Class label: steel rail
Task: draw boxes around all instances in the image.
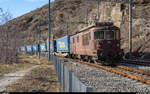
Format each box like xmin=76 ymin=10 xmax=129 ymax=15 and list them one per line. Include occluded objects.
xmin=123 ymin=59 xmax=150 ymax=66
xmin=125 ymin=59 xmax=150 ymax=63
xmin=116 ymin=65 xmax=150 ymax=76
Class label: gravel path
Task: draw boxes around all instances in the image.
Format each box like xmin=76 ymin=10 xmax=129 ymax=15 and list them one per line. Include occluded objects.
xmin=62 ymin=60 xmax=150 ymax=92
xmin=0 ymin=65 xmax=39 ymax=92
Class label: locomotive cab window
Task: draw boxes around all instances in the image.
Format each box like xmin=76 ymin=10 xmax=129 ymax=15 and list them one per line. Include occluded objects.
xmin=89 ymin=32 xmax=91 ymax=40
xmin=105 ymin=31 xmax=115 ymax=40
xmin=94 ymin=31 xmax=104 ymax=40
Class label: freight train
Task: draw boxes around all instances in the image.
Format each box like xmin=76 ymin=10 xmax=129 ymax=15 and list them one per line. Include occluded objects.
xmin=20 ymin=22 xmax=124 ymax=65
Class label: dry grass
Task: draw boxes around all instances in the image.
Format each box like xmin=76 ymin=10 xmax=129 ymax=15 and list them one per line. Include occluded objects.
xmin=19 ymin=54 xmax=52 ymax=65
xmin=0 ymin=54 xmax=46 ymax=76
xmin=1 ymin=54 xmax=61 ymax=92
xmin=0 ymin=63 xmax=33 ymax=76
xmin=5 ymin=59 xmax=61 ymax=92
xmin=0 ymin=54 xmax=38 ymax=76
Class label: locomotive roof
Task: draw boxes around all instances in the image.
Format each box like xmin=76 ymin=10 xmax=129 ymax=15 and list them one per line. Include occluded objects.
xmin=79 ymin=22 xmax=114 ymax=32
xmin=70 ymin=22 xmax=117 ymax=36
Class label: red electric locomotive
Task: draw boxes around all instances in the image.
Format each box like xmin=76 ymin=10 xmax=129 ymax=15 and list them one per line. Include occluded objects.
xmin=70 ymin=22 xmax=124 ymax=65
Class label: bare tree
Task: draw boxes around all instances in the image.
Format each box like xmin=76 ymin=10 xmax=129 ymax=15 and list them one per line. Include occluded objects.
xmin=0 ymin=8 xmax=23 ymax=64
xmin=0 ymin=8 xmax=12 ymax=25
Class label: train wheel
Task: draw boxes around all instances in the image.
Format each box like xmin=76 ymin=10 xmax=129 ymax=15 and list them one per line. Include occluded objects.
xmin=82 ymin=56 xmax=86 ymax=61
xmin=93 ymin=60 xmax=98 ymax=64
xmin=86 ymin=56 xmax=90 ymax=63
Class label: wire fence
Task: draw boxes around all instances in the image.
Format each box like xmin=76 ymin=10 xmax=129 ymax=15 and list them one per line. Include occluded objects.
xmin=49 ymin=55 xmax=93 ymax=92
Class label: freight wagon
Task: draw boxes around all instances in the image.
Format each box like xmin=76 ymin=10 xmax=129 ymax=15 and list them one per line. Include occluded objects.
xmin=26 ymin=45 xmax=33 ymax=53
xmin=32 ymin=45 xmax=38 ymax=52
xmin=46 ymin=40 xmax=56 ymax=52
xmin=19 ymin=46 xmax=27 ymax=53
xmin=20 ymin=46 xmax=25 ymax=52
xmin=56 ymin=36 xmax=70 ymax=56
xmin=40 ymin=43 xmax=47 ymax=52
xmin=24 ymin=46 xmax=27 ymax=52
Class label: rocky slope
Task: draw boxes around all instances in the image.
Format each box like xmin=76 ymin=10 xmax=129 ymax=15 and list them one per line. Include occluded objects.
xmin=6 ymin=0 xmax=150 ymax=60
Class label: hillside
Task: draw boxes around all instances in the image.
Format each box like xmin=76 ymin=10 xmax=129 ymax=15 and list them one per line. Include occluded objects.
xmin=5 ymin=0 xmax=150 ymax=60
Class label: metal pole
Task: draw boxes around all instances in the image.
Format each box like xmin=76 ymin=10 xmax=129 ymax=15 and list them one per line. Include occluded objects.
xmin=38 ymin=29 xmax=41 ymax=59
xmin=97 ymin=0 xmax=100 ymax=20
xmin=36 ymin=28 xmax=38 ymax=56
xmin=48 ymin=0 xmax=51 ymax=61
xmin=67 ymin=23 xmax=68 ymax=35
xmin=129 ymin=0 xmax=132 ymax=58
xmin=86 ymin=8 xmax=88 ymax=26
xmin=67 ymin=16 xmax=69 ymax=35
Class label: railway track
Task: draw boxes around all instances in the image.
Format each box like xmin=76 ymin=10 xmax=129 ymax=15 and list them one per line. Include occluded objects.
xmin=59 ymin=57 xmax=150 ymax=86
xmin=81 ymin=62 xmax=150 ymax=85
xmin=123 ymin=59 xmax=150 ymax=66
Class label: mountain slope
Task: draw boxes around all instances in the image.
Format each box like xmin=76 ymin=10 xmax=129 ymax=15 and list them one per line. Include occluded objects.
xmin=6 ymin=0 xmax=150 ymax=59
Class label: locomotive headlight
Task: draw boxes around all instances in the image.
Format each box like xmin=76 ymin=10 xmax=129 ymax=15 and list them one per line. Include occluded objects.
xmin=100 ymin=53 xmax=103 ymax=56
xmin=98 ymin=45 xmax=101 ymax=48
xmin=97 ymin=44 xmax=101 ymax=48
xmin=107 ymin=41 xmax=111 ymax=44
xmin=93 ymin=50 xmax=97 ymax=54
xmin=117 ymin=44 xmax=120 ymax=47
xmin=119 ymin=52 xmax=122 ymax=55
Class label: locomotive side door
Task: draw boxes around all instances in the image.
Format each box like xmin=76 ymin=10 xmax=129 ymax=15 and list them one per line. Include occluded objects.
xmin=82 ymin=33 xmax=90 ymax=55
xmin=72 ymin=37 xmax=76 ymax=54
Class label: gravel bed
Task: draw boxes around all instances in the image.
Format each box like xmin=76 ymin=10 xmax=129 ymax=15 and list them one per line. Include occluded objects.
xmin=63 ymin=60 xmax=150 ymax=92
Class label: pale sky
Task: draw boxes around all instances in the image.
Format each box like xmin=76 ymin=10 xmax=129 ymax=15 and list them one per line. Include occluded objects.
xmin=0 ymin=0 xmax=54 ymax=18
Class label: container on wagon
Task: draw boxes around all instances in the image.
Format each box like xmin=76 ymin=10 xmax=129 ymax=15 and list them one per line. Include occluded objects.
xmin=32 ymin=45 xmax=38 ymax=52
xmin=20 ymin=47 xmax=25 ymax=52
xmin=40 ymin=43 xmax=47 ymax=52
xmin=47 ymin=40 xmax=56 ymax=52
xmin=26 ymin=45 xmax=33 ymax=52
xmin=56 ymin=36 xmax=70 ymax=53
